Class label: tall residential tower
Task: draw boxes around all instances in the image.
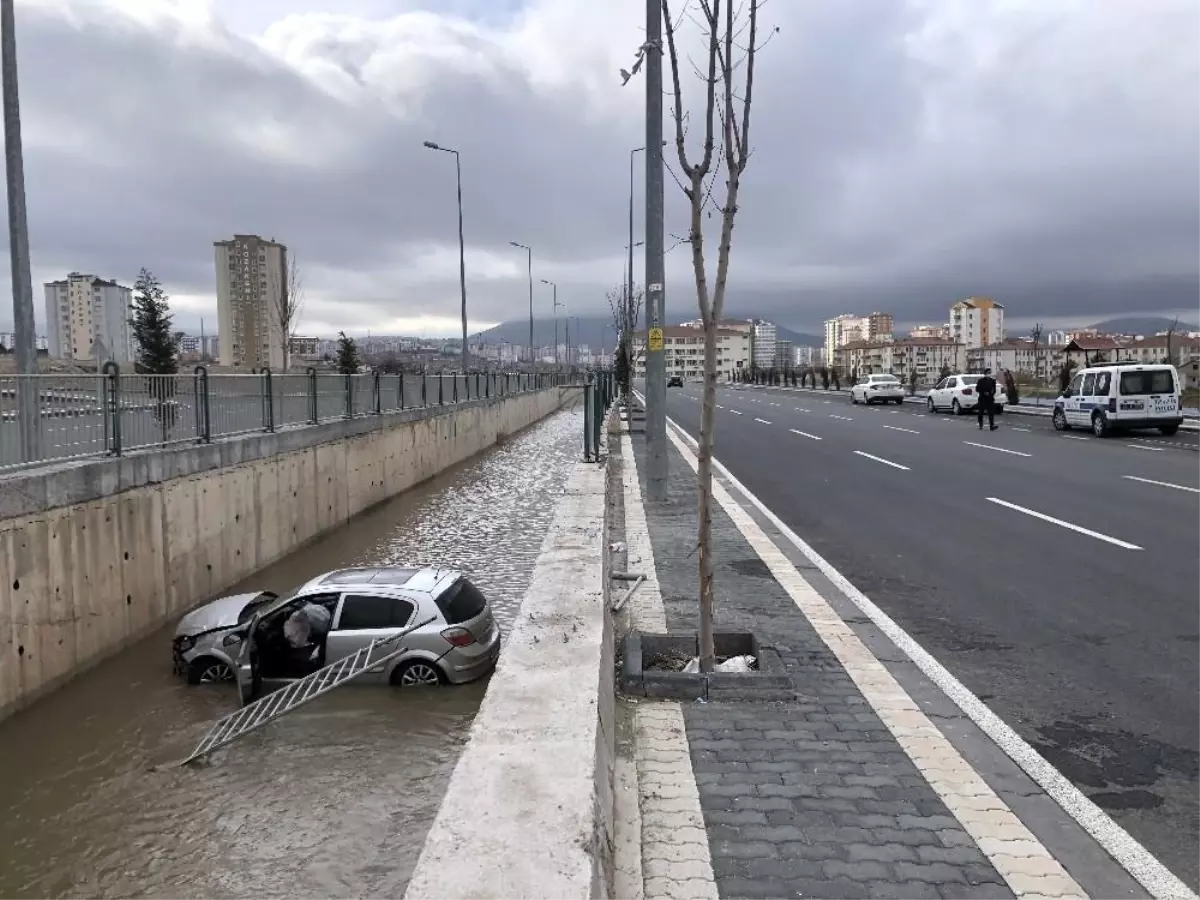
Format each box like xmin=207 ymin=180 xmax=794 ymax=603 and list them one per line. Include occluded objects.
xmin=214 ymin=234 xmax=288 ymax=369
xmin=43 ymin=273 xmax=134 ymax=363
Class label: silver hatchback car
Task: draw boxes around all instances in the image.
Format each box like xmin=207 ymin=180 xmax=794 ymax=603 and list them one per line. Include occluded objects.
xmin=172 ymin=566 xmax=501 ymax=694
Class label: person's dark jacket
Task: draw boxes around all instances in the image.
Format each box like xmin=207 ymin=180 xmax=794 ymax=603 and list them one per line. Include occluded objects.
xmin=977 ymin=375 xmax=997 ymax=400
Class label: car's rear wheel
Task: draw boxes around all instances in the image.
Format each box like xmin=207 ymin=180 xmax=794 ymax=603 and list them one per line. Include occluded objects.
xmin=851 ymin=393 xmax=858 ymax=404
xmin=1091 ymin=412 xmax=1110 ymax=437
xmin=894 ymin=398 xmax=903 ymax=405
xmin=1052 ymin=408 xmax=1069 ymax=431
xmin=392 ymin=660 xmax=446 ymax=687
xmin=952 ymin=399 xmax=963 ymax=415
xmin=1159 ymin=423 xmax=1180 ymax=436
xmin=187 ymin=657 xmax=235 ymax=685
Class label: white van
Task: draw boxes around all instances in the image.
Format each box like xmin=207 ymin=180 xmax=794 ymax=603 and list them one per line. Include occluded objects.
xmin=1053 ymin=363 xmax=1183 ymax=437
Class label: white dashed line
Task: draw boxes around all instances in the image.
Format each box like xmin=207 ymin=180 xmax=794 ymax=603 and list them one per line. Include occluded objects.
xmin=963 ymin=441 xmax=1032 ymax=458
xmin=754 ymin=417 xmax=772 ymax=425
xmin=1060 ymin=435 xmax=1090 ymax=441
xmin=1128 ymin=444 xmax=1165 ymax=452
xmin=789 ymin=429 xmax=821 ymax=441
xmin=829 ymin=414 xmax=853 ymax=421
xmin=795 ymin=408 xmax=810 ymax=413
xmin=729 ymin=409 xmax=743 ymax=416
xmin=1012 ymin=427 xmax=1032 ymax=432
xmin=882 ymin=425 xmax=920 ymax=434
xmin=853 ymin=450 xmax=910 ymax=471
xmin=1122 ymin=475 xmax=1200 ymax=494
xmin=986 ymin=498 xmax=1142 ymax=550
xmin=715 ymin=404 xmax=724 ymax=410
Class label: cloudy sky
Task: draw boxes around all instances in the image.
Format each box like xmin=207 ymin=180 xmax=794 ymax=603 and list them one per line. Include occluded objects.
xmin=2 ymin=0 xmax=1197 ymax=338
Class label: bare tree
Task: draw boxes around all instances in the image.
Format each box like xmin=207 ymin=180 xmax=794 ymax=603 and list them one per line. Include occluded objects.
xmin=607 ymin=281 xmax=645 ymax=401
xmin=1165 ymin=316 xmax=1180 ymax=364
xmin=273 ymin=253 xmax=306 ymax=371
xmin=662 ymin=0 xmax=769 ymax=672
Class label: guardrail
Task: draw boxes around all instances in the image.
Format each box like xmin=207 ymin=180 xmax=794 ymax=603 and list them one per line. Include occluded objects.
xmin=0 ymin=365 xmax=578 ymax=473
xmin=583 ymin=371 xmax=616 ymax=461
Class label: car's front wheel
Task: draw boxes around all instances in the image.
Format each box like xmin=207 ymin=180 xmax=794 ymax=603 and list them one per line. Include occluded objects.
xmin=1052 ymin=408 xmax=1070 ymax=431
xmin=851 ymin=393 xmax=858 ymax=404
xmin=952 ymin=399 xmax=963 ymax=415
xmin=392 ymin=660 xmax=446 ymax=687
xmin=187 ymin=657 xmax=235 ymax=685
xmin=927 ymin=397 xmax=936 ymax=413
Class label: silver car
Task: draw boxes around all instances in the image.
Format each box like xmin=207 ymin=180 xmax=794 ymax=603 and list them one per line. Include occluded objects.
xmin=172 ymin=566 xmax=501 ymax=694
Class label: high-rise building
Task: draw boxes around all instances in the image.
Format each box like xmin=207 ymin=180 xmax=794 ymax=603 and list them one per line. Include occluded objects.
xmin=215 ymin=234 xmax=288 ymax=369
xmin=910 ymin=324 xmax=950 ymax=339
xmin=950 ymin=297 xmax=1004 ymax=349
xmin=43 ymin=273 xmax=134 ymax=362
xmin=751 ymin=319 xmax=777 ymax=369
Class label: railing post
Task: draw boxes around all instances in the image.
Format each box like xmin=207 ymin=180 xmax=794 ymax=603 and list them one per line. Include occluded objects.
xmin=103 ymin=361 xmax=122 ymax=456
xmin=261 ymin=367 xmax=275 ymax=432
xmin=373 ymin=371 xmax=382 ymax=414
xmin=307 ymin=367 xmax=319 ymax=424
xmin=583 ymin=375 xmax=593 ymax=461
xmin=453 ymin=373 xmax=459 ymax=403
xmin=439 ymin=374 xmax=445 ymax=406
xmin=193 ymin=365 xmax=211 ymax=443
xmin=399 ymin=372 xmax=405 ymax=410
xmin=344 ymin=374 xmax=354 ymax=418
xmin=422 ymin=371 xmax=429 ymax=407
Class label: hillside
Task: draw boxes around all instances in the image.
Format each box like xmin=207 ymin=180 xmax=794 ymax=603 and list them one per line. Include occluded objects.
xmin=1087 ymin=315 xmax=1197 ymax=335
xmin=478 ymin=316 xmax=824 ymax=348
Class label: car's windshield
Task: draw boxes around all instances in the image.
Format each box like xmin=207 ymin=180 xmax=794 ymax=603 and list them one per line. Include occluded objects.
xmin=238 ymin=592 xmax=279 ymax=624
xmin=1119 ymin=370 xmax=1176 ymax=396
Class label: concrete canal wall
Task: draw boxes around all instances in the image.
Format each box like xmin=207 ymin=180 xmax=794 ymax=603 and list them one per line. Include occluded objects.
xmin=0 ymin=386 xmax=580 ymax=722
xmin=406 ymin=426 xmax=615 ymax=900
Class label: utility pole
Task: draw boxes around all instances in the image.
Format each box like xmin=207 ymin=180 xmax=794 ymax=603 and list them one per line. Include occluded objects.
xmin=510 ymin=241 xmax=533 ymax=364
xmin=643 ymin=0 xmax=667 ymax=500
xmin=628 ymin=146 xmax=644 ymax=365
xmin=2 ymin=0 xmax=38 ymax=463
xmin=422 ymin=140 xmax=469 ymax=373
xmin=542 ymin=279 xmax=560 ymax=368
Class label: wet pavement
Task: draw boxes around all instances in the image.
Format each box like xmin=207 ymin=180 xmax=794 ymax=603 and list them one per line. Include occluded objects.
xmin=0 ymin=406 xmax=584 ymax=898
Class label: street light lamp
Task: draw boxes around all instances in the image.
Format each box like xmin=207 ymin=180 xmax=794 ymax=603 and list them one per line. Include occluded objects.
xmin=423 ymin=140 xmax=469 ymax=373
xmin=541 ymin=278 xmax=560 ymax=369
xmin=509 ymin=241 xmax=533 ymax=364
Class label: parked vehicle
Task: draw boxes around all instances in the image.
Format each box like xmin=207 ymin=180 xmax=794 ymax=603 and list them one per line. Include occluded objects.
xmin=667 ymin=376 xmax=684 ymax=387
xmin=926 ymin=374 xmax=1007 ymax=415
xmin=1053 ymin=363 xmax=1182 ymax=437
xmin=172 ymin=567 xmax=500 ymax=692
xmin=851 ymin=374 xmax=905 ymax=405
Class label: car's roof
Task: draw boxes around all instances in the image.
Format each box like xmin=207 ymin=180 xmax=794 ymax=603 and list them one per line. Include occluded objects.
xmin=298 ymin=565 xmax=462 ymax=596
xmin=1080 ymin=363 xmax=1176 ymax=372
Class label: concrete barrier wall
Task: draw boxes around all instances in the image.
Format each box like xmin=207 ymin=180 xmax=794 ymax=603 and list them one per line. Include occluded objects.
xmin=0 ymin=386 xmax=579 ymax=722
xmin=405 ymin=453 xmax=614 ymax=900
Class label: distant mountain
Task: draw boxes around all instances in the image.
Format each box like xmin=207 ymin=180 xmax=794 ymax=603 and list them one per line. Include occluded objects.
xmin=775 ymin=325 xmax=823 ymax=347
xmin=478 ymin=316 xmax=824 ymax=349
xmin=1087 ymin=315 xmax=1197 ymax=335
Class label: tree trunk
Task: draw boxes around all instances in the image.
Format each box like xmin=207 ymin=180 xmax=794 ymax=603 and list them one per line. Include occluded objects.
xmin=697 ymin=320 xmax=718 ymax=673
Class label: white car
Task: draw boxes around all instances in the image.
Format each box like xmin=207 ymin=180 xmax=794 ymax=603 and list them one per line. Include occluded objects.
xmin=1053 ymin=363 xmax=1183 ymax=437
xmin=851 ymin=374 xmax=905 ymax=405
xmin=926 ymin=374 xmax=1007 ymax=415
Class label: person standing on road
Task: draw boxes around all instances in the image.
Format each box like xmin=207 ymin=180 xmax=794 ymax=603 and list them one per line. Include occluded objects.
xmin=977 ymin=368 xmax=998 ymax=431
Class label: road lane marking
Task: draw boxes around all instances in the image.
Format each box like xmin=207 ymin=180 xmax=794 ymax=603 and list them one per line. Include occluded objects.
xmin=853 ymin=450 xmax=909 ymax=471
xmin=655 ymin=408 xmax=1193 ymax=900
xmin=823 ymin=400 xmax=831 ymax=404
xmin=769 ymin=402 xmax=779 ymax=407
xmin=986 ymin=498 xmax=1142 ymax=550
xmin=1060 ymin=435 xmax=1089 ymax=441
xmin=829 ymin=414 xmax=853 ymax=421
xmin=1122 ymin=475 xmax=1200 ymax=494
xmin=729 ymin=409 xmax=742 ymax=415
xmin=789 ymin=428 xmax=821 ymax=441
xmin=915 ymin=413 xmax=926 ymax=417
xmin=1128 ymin=444 xmax=1165 ymax=452
xmin=1012 ymin=427 xmax=1032 ymax=432
xmin=963 ymin=441 xmax=1032 ymax=458
xmin=795 ymin=407 xmax=810 ymax=412
xmin=882 ymin=425 xmax=920 ymax=434
xmin=754 ymin=417 xmax=772 ymax=425
xmin=715 ymin=404 xmax=724 ymax=409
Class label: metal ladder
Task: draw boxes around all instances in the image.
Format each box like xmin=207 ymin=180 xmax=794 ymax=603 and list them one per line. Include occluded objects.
xmin=177 ymin=616 xmax=435 ymax=766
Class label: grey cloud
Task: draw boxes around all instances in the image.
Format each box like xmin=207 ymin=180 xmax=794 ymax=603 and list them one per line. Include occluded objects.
xmin=2 ymin=0 xmax=1196 ymax=340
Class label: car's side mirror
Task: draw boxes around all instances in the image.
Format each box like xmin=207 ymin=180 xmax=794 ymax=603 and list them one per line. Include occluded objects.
xmin=1062 ymin=390 xmax=1073 ymax=398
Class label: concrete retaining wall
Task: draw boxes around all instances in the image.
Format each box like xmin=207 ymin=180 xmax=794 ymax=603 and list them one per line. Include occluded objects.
xmin=0 ymin=386 xmax=579 ymax=721
xmin=405 ymin=453 xmax=614 ymax=900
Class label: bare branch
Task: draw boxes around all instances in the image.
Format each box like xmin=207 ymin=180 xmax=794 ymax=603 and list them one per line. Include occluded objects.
xmin=273 ymin=252 xmax=306 ymax=370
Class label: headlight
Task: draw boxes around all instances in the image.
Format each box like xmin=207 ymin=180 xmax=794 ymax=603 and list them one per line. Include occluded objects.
xmin=176 ymin=635 xmax=196 ymax=652
xmin=222 ymin=632 xmax=243 ymax=647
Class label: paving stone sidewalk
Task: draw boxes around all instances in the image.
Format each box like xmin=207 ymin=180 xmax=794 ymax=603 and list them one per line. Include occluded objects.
xmin=628 ymin=433 xmax=1016 ymax=900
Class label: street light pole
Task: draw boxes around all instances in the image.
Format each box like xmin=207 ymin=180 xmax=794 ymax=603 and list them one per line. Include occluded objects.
xmin=644 ymin=0 xmax=667 ymax=500
xmin=541 ymin=279 xmax=560 ymax=368
xmin=423 ymin=140 xmax=469 ymax=373
xmin=2 ymin=0 xmax=39 ymax=463
xmin=509 ymin=241 xmax=533 ymax=365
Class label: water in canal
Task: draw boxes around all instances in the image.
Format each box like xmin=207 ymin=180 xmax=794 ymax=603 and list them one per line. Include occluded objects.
xmin=0 ymin=406 xmax=585 ymax=898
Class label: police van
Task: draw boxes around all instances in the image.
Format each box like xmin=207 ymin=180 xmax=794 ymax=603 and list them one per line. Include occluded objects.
xmin=1053 ymin=363 xmax=1183 ymax=437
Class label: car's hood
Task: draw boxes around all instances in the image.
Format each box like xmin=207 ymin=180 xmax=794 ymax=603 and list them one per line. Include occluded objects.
xmin=175 ymin=592 xmax=265 ymax=636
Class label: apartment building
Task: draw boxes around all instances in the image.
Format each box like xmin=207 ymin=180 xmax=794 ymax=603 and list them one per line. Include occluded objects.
xmin=751 ymin=319 xmax=777 ymax=369
xmin=823 ymin=312 xmax=893 ymax=361
xmin=950 ymin=297 xmax=1005 ymax=349
xmin=43 ymin=273 xmax=134 ymax=363
xmin=910 ymin=324 xmax=950 ymax=339
xmin=633 ymin=326 xmax=751 ymax=381
xmin=215 ymin=234 xmax=288 ymax=369
xmin=793 ymin=345 xmax=822 ymax=367
xmin=773 ymin=339 xmax=793 ymax=370
xmin=968 ymin=340 xmax=1042 ymax=377
xmin=835 ymin=337 xmax=964 ymax=382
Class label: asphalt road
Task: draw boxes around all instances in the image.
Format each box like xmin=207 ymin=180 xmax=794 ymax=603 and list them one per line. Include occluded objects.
xmin=658 ymin=380 xmax=1200 ymax=890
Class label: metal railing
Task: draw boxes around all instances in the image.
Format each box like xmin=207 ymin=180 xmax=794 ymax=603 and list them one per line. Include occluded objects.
xmin=583 ymin=371 xmax=615 ymax=461
xmin=0 ymin=365 xmax=577 ymax=473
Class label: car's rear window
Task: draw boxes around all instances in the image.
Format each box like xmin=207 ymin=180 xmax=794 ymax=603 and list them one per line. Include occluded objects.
xmin=959 ymin=376 xmax=980 ymax=385
xmin=1119 ymin=370 xmax=1176 ymax=396
xmin=872 ymin=376 xmax=899 ymax=383
xmin=435 ymin=579 xmax=488 ymax=624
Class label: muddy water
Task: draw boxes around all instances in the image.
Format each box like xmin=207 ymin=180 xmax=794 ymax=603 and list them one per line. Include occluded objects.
xmin=0 ymin=406 xmax=584 ymax=898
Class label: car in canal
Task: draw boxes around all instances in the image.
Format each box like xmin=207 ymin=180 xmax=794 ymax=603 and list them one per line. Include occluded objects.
xmin=172 ymin=566 xmax=501 ymax=690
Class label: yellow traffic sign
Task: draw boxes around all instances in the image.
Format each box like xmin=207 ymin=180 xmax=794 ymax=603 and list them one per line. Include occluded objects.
xmin=648 ymin=327 xmax=664 ymax=352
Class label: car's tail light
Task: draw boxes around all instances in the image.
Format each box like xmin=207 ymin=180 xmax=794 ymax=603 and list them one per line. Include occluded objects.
xmin=441 ymin=627 xmax=477 ymax=647
xmin=1108 ymin=398 xmax=1117 ymax=413
xmin=962 ymin=388 xmax=973 ymax=395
